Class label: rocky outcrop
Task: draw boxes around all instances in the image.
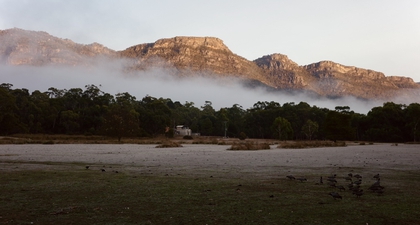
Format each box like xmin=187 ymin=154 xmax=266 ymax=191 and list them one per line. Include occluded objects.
xmin=303 ymin=61 xmax=386 ymax=80
xmin=254 ymin=54 xmax=314 ymax=89
xmin=120 ymin=36 xmax=267 ymax=83
xmin=386 ymin=76 xmax=419 ymax=88
xmin=0 ymin=28 xmax=116 ymax=66
xmin=1 ymin=28 xmax=419 ymax=100
xmin=302 ymin=61 xmax=420 ymax=98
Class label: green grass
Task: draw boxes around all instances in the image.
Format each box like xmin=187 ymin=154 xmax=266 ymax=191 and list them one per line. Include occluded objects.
xmin=1 ymin=167 xmax=420 ymax=225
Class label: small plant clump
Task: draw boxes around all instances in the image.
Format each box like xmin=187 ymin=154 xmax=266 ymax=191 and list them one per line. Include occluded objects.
xmin=155 ymin=141 xmax=183 ymax=148
xmin=228 ymin=141 xmax=271 ymax=150
xmin=278 ymin=140 xmax=346 ymax=149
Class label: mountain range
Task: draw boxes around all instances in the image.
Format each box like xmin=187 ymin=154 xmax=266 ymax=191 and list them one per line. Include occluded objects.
xmin=1 ymin=28 xmax=419 ymax=100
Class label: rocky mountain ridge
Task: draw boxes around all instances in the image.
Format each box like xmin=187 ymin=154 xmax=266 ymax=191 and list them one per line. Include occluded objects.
xmin=1 ymin=28 xmax=419 ymax=100
xmin=0 ymin=28 xmax=116 ymax=66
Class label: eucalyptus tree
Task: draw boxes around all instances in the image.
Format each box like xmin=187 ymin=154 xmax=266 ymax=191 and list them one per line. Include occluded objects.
xmin=9 ymin=88 xmax=31 ymax=133
xmin=101 ymin=92 xmax=140 ymax=141
xmin=364 ymin=102 xmax=405 ymax=142
xmin=214 ymin=107 xmax=229 ymax=137
xmin=224 ymin=104 xmax=246 ymax=137
xmin=29 ymin=90 xmax=57 ymax=133
xmin=325 ymin=107 xmax=354 ymax=141
xmin=79 ymin=85 xmax=112 ymax=134
xmin=301 ymin=119 xmax=319 ymax=140
xmin=0 ymin=87 xmax=21 ymax=134
xmin=198 ymin=101 xmax=216 ymax=135
xmin=244 ymin=101 xmax=282 ymax=138
xmin=291 ymin=102 xmax=313 ymax=139
xmin=138 ymin=95 xmax=172 ymax=137
xmin=404 ymin=103 xmax=420 ymax=142
xmin=350 ymin=112 xmax=367 ymax=141
xmin=272 ymin=116 xmax=293 ymax=140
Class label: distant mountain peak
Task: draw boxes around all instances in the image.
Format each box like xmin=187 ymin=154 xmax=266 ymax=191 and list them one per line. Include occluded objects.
xmin=0 ymin=28 xmax=115 ymax=66
xmin=120 ymin=35 xmax=260 ymax=79
xmin=254 ymin=54 xmax=300 ymax=70
xmin=121 ymin=36 xmax=233 ymax=58
xmin=1 ymin=28 xmax=419 ymax=100
xmin=156 ymin=36 xmax=231 ymax=52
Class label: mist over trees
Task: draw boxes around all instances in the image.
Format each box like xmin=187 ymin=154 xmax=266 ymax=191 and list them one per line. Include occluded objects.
xmin=1 ymin=83 xmax=419 ymax=143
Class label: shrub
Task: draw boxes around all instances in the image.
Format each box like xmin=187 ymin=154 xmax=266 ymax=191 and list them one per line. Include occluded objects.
xmin=238 ymin=132 xmax=247 ymax=140
xmin=228 ymin=141 xmax=270 ymax=150
xmin=155 ymin=141 xmax=183 ymax=148
xmin=183 ymin=135 xmax=193 ymax=140
xmin=278 ymin=140 xmax=346 ymax=149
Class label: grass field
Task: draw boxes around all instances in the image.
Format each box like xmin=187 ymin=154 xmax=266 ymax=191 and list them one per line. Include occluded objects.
xmin=1 ymin=138 xmax=420 ymax=224
xmin=1 ymin=163 xmax=420 ymax=225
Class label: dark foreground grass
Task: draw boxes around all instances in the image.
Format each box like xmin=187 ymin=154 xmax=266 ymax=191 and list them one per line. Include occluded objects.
xmin=1 ymin=168 xmax=420 ymax=225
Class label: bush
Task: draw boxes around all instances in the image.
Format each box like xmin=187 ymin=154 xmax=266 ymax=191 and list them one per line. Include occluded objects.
xmin=238 ymin=132 xmax=247 ymax=140
xmin=278 ymin=140 xmax=346 ymax=149
xmin=183 ymin=135 xmax=193 ymax=140
xmin=228 ymin=141 xmax=270 ymax=150
xmin=155 ymin=141 xmax=183 ymax=148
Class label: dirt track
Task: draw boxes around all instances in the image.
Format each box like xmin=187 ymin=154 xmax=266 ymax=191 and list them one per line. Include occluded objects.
xmin=1 ymin=144 xmax=419 ymax=179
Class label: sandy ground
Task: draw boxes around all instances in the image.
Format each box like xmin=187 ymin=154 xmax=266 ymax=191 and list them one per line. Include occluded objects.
xmin=1 ymin=144 xmax=419 ymax=179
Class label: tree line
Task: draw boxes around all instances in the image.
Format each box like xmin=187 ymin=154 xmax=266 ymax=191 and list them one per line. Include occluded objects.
xmin=1 ymin=83 xmax=419 ymax=142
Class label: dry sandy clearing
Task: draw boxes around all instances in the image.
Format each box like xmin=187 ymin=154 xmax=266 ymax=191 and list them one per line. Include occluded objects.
xmin=1 ymin=144 xmax=419 ymax=179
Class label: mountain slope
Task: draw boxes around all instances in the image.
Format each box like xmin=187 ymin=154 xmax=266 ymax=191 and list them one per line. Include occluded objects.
xmin=1 ymin=28 xmax=419 ymax=100
xmin=303 ymin=61 xmax=418 ymax=98
xmin=0 ymin=28 xmax=116 ymax=66
xmin=120 ymin=36 xmax=268 ymax=83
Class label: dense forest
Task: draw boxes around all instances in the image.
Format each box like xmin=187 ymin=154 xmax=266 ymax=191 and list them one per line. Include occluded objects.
xmin=1 ymin=83 xmax=419 ymax=143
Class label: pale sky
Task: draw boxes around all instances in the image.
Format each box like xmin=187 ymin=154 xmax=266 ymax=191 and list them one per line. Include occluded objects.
xmin=1 ymin=0 xmax=419 ymax=81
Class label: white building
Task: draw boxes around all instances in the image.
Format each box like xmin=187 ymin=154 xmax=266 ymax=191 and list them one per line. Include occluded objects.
xmin=175 ymin=125 xmax=192 ymax=136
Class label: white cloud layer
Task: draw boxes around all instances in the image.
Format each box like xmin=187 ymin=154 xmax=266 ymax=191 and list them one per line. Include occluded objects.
xmin=0 ymin=59 xmax=395 ymax=114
